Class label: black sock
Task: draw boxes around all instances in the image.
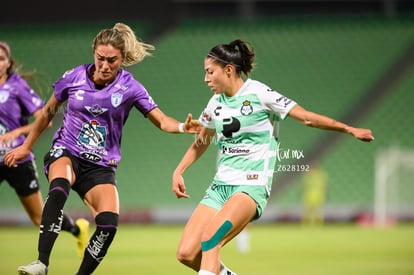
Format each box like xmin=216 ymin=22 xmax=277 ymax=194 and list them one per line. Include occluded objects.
xmin=38 ymin=178 xmax=71 ymax=266
xmin=61 ymin=213 xmax=80 ymax=236
xmin=77 ymin=212 xmax=119 ymax=275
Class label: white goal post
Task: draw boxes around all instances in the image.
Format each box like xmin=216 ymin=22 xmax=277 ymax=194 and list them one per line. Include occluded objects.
xmin=374 ymin=146 xmax=414 ymax=227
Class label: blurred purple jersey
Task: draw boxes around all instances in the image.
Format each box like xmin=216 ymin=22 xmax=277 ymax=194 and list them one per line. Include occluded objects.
xmin=0 ymin=73 xmax=44 ymax=164
xmin=51 ymin=64 xmax=157 ymax=169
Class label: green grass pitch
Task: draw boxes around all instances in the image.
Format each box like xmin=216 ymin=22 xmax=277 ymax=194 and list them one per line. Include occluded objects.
xmin=0 ymin=224 xmax=413 ymax=274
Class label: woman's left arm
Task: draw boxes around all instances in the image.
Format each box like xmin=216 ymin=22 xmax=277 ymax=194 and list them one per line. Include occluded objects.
xmin=288 ymin=105 xmax=374 ymax=142
xmin=146 ymin=107 xmax=201 ymax=134
xmin=0 ymin=109 xmax=52 ymax=146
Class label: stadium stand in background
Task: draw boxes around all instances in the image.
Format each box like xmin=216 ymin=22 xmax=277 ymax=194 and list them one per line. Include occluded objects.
xmin=1 ymin=2 xmax=413 ymax=224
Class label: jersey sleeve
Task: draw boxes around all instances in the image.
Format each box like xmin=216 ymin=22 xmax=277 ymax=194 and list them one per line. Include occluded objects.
xmin=18 ymin=82 xmax=44 ymax=116
xmin=53 ymin=68 xmax=77 ymax=102
xmin=198 ymin=95 xmax=217 ymax=129
xmin=132 ymin=84 xmax=158 ymax=117
xmin=258 ymin=88 xmax=297 ymax=120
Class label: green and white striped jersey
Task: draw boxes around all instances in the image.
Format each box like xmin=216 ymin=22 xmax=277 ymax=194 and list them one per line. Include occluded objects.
xmin=199 ymin=79 xmax=296 ymax=189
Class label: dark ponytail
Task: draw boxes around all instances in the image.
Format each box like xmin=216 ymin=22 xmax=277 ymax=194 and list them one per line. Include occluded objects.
xmin=207 ymin=39 xmax=255 ymax=77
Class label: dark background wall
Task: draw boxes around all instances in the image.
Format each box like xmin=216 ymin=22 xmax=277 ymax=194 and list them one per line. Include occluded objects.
xmin=4 ymin=0 xmax=413 ymax=43
xmin=3 ymin=0 xmax=414 ymax=24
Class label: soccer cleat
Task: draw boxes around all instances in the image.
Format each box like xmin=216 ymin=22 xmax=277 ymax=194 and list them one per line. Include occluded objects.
xmin=75 ymin=218 xmax=90 ymax=258
xmin=219 ymin=262 xmax=237 ymax=275
xmin=17 ymin=260 xmax=48 ymax=275
xmin=223 ymin=270 xmax=237 ymax=275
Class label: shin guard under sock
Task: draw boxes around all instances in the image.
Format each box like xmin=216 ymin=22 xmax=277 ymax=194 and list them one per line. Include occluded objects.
xmin=38 ymin=178 xmax=71 ymax=266
xmin=77 ymin=211 xmax=119 ymax=275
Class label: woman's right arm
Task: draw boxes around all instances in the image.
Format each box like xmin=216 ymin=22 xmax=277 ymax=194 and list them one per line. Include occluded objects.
xmin=172 ymin=127 xmax=215 ymax=198
xmin=4 ymin=94 xmax=62 ymax=167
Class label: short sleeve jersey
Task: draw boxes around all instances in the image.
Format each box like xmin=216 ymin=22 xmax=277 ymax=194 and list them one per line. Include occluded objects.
xmin=0 ymin=73 xmax=44 ymax=164
xmin=199 ymin=79 xmax=296 ymax=188
xmin=51 ymin=64 xmax=157 ymax=169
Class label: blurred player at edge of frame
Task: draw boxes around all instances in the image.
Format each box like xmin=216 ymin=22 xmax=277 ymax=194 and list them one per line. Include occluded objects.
xmin=0 ymin=40 xmax=89 ymax=260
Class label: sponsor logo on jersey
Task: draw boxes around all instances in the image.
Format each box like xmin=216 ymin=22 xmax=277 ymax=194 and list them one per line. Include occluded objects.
xmin=78 ymin=120 xmax=107 ymax=148
xmin=49 ymin=146 xmax=66 ymax=158
xmin=247 ymin=174 xmax=259 ymax=180
xmin=32 ymin=96 xmax=42 ymax=107
xmin=80 ymin=151 xmax=102 ymax=162
xmin=108 ymin=160 xmax=118 ymax=166
xmin=29 ymin=180 xmax=38 ymax=189
xmin=85 ymin=104 xmax=108 ymax=117
xmin=214 ymin=106 xmax=222 ymax=116
xmin=222 ymin=117 xmax=240 ymax=138
xmin=114 ymin=83 xmax=128 ymax=91
xmin=73 ymin=79 xmax=86 ymax=86
xmin=75 ymin=90 xmax=85 ymax=100
xmin=221 ymin=145 xmax=250 ymax=155
xmin=148 ymin=95 xmax=155 ymax=105
xmin=62 ymin=68 xmax=75 ymax=78
xmin=275 ymin=96 xmax=292 ymax=107
xmin=200 ymin=111 xmax=211 ymax=124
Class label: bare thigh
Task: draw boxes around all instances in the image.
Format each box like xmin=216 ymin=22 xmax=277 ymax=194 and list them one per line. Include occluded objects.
xmin=47 ymin=157 xmax=76 ymax=184
xmin=178 ymin=204 xmax=218 ymax=255
xmin=83 ymin=184 xmax=119 ymax=218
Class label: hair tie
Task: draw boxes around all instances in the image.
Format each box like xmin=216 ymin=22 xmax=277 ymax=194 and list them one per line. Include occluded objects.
xmin=207 ymin=52 xmax=240 ymax=68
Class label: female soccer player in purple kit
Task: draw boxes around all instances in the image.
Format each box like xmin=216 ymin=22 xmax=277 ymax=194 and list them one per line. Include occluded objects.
xmin=4 ymin=23 xmax=200 ymax=275
xmin=0 ymin=40 xmax=89 ymax=260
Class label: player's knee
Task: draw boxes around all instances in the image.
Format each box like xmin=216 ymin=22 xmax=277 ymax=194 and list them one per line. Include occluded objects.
xmin=95 ymin=211 xmax=119 ymax=229
xmin=176 ymin=244 xmax=198 ymax=266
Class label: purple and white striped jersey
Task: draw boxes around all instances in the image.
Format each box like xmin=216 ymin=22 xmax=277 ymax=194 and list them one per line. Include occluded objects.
xmin=51 ymin=64 xmax=157 ymax=169
xmin=0 ymin=73 xmax=44 ymax=165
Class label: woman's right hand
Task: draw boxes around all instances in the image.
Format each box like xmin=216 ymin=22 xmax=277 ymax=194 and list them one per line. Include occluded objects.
xmin=3 ymin=144 xmax=31 ymax=167
xmin=172 ymin=171 xmax=190 ymax=199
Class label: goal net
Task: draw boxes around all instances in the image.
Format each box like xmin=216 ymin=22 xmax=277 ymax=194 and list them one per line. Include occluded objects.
xmin=374 ymin=146 xmax=414 ymax=227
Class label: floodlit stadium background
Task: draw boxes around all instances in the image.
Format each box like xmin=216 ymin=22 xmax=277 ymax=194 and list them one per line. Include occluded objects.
xmin=1 ymin=0 xmax=413 ymax=225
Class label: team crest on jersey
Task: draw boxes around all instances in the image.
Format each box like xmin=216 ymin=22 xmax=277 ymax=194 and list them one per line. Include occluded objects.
xmin=111 ymin=92 xmax=123 ymax=107
xmin=240 ymin=100 xmax=253 ymax=116
xmin=78 ymin=120 xmax=107 ymax=147
xmin=0 ymin=91 xmax=9 ymax=103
